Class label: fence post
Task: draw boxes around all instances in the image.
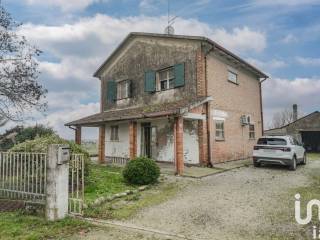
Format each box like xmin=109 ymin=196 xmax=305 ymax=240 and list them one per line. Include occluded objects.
xmin=46 ymin=144 xmax=70 ymax=221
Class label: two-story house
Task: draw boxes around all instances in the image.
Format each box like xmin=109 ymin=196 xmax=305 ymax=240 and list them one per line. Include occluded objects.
xmin=65 ymin=32 xmax=268 ymax=175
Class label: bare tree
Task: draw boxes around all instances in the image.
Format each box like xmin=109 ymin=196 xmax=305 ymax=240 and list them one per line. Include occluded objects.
xmin=0 ymin=3 xmax=47 ymax=123
xmin=270 ymin=108 xmax=295 ymax=129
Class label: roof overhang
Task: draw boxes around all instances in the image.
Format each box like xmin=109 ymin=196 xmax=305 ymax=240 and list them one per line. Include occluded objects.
xmin=93 ymin=32 xmax=268 ymax=79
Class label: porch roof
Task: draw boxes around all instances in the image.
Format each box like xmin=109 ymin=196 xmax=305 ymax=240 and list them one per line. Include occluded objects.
xmin=65 ymin=96 xmax=211 ymax=127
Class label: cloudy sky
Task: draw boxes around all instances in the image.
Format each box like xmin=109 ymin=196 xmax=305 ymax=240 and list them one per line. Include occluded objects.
xmin=2 ymin=0 xmax=320 ymax=139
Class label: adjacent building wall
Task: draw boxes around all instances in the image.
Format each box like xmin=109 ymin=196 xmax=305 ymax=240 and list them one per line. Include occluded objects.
xmin=206 ymin=52 xmax=263 ymax=163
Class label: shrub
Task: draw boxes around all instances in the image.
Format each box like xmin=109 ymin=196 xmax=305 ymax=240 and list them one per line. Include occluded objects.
xmin=10 ymin=134 xmax=90 ymax=177
xmin=0 ymin=125 xmax=54 ymax=151
xmin=123 ymin=157 xmax=160 ymax=185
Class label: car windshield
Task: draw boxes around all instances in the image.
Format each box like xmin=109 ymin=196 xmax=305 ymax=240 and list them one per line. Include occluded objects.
xmin=257 ymin=138 xmax=287 ymax=145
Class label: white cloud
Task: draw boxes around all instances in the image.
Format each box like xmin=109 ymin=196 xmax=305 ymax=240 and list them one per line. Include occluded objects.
xmin=211 ymin=27 xmax=266 ymax=53
xmin=262 ymin=77 xmax=320 ymax=128
xmin=281 ymin=34 xmax=298 ymax=44
xmin=24 ymin=0 xmax=105 ymax=12
xmin=252 ymin=0 xmax=320 ymax=7
xmin=295 ymin=57 xmax=320 ymax=66
xmin=247 ymin=58 xmax=287 ymax=72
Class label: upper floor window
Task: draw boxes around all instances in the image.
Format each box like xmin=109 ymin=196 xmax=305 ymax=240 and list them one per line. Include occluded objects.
xmin=228 ymin=70 xmax=238 ymax=84
xmin=145 ymin=63 xmax=185 ymax=93
xmin=117 ymin=80 xmax=130 ymax=100
xmin=215 ymin=120 xmax=225 ymax=141
xmin=110 ymin=125 xmax=119 ymax=141
xmin=159 ymin=67 xmax=174 ymax=91
xmin=249 ymin=124 xmax=255 ymax=139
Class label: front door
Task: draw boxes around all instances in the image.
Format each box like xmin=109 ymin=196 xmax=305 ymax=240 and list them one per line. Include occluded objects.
xmin=141 ymin=123 xmax=157 ymax=158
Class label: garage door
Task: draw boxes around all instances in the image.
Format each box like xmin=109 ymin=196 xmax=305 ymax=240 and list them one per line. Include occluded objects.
xmin=301 ymin=131 xmax=320 ymax=152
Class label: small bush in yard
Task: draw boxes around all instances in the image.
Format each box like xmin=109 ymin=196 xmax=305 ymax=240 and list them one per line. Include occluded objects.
xmin=123 ymin=157 xmax=160 ymax=185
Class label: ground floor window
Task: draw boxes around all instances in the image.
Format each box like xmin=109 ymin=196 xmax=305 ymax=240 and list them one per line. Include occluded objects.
xmin=110 ymin=125 xmax=119 ymax=141
xmin=249 ymin=124 xmax=255 ymax=139
xmin=215 ymin=120 xmax=225 ymax=141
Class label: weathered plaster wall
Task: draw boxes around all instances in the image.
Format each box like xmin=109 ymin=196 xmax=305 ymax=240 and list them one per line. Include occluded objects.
xmin=105 ymin=122 xmax=130 ymax=158
xmin=183 ymin=120 xmax=199 ymax=164
xmin=206 ymin=52 xmax=263 ymax=163
xmin=100 ymin=36 xmax=201 ymax=111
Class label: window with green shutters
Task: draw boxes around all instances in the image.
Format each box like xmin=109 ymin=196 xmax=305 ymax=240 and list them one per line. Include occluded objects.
xmin=144 ymin=62 xmax=185 ymax=93
xmin=145 ymin=70 xmax=156 ymax=92
xmin=173 ymin=63 xmax=185 ymax=88
xmin=106 ymin=80 xmax=117 ymax=103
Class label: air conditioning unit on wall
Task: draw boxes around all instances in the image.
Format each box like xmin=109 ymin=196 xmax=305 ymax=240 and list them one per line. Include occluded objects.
xmin=240 ymin=115 xmax=251 ymax=126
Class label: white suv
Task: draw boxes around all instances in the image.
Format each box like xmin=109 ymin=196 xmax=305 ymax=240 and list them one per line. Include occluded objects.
xmin=253 ymin=135 xmax=306 ymax=171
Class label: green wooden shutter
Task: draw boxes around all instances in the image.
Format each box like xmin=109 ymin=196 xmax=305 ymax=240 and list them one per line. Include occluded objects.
xmin=107 ymin=80 xmax=117 ymax=102
xmin=144 ymin=70 xmax=156 ymax=92
xmin=174 ymin=63 xmax=185 ymax=88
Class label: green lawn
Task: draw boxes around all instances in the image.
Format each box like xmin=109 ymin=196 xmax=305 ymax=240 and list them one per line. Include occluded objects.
xmin=84 ymin=164 xmax=137 ymax=204
xmin=307 ymin=152 xmax=320 ymax=161
xmin=0 ymin=211 xmax=93 ymax=240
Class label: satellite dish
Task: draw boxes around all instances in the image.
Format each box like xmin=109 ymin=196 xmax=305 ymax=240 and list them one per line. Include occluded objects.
xmin=164 ymin=25 xmax=175 ymax=35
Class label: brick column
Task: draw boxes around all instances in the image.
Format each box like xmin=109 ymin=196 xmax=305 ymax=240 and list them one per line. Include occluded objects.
xmin=175 ymin=116 xmax=184 ymax=175
xmin=129 ymin=121 xmax=137 ymax=159
xmin=198 ymin=119 xmax=209 ymax=166
xmin=196 ymin=49 xmax=206 ymax=97
xmin=75 ymin=126 xmax=81 ymax=145
xmin=98 ymin=125 xmax=105 ymax=164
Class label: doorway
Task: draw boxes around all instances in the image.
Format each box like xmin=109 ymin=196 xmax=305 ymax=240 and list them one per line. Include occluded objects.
xmin=141 ymin=123 xmax=157 ymax=158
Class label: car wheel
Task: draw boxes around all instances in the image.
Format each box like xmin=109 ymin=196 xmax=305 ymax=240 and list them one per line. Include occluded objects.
xmin=253 ymin=161 xmax=261 ymax=167
xmin=289 ymin=156 xmax=297 ymax=171
xmin=301 ymin=153 xmax=307 ymax=165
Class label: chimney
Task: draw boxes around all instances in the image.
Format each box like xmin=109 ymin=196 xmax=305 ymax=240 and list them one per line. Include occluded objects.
xmin=293 ymin=104 xmax=298 ymax=121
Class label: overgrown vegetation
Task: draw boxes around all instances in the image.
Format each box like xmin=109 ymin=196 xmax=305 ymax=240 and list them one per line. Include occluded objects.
xmin=0 ymin=125 xmax=54 ymax=151
xmin=84 ymin=164 xmax=137 ymax=203
xmin=123 ymin=157 xmax=160 ymax=185
xmin=85 ymin=182 xmax=179 ymax=220
xmin=0 ymin=211 xmax=93 ymax=240
xmin=10 ymin=134 xmax=90 ymax=177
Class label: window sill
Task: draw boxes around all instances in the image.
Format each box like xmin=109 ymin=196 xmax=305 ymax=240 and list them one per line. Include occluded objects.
xmin=215 ymin=138 xmax=225 ymax=142
xmin=227 ymin=80 xmax=239 ymax=85
xmin=109 ymin=140 xmax=120 ymax=142
xmin=249 ymin=138 xmax=256 ymax=140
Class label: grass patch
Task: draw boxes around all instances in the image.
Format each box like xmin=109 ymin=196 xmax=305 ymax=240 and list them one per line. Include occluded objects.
xmin=307 ymin=153 xmax=320 ymax=161
xmin=85 ymin=164 xmax=137 ymax=204
xmin=84 ymin=182 xmax=179 ymax=220
xmin=0 ymin=211 xmax=93 ymax=240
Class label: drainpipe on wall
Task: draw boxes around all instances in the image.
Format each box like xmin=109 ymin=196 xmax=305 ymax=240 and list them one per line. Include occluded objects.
xmin=203 ymin=43 xmax=214 ymax=167
xmin=259 ymin=77 xmax=268 ymax=135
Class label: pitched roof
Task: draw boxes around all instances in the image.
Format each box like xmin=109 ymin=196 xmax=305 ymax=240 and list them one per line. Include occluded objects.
xmin=265 ymin=111 xmax=320 ymax=132
xmin=65 ymin=96 xmax=211 ymax=127
xmin=93 ymin=32 xmax=268 ymax=79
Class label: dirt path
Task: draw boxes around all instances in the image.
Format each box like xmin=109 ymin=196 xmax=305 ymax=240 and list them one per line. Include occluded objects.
xmin=73 ymin=159 xmax=320 ymax=240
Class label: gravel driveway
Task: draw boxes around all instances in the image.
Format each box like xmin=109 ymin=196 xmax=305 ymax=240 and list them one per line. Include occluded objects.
xmin=74 ymin=158 xmax=320 ymax=240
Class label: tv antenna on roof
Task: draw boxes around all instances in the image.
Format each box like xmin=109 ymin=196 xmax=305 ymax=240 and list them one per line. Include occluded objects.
xmin=164 ymin=0 xmax=177 ymax=35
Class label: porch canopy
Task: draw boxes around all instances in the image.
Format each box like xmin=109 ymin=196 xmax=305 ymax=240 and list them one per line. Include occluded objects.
xmin=65 ymin=96 xmax=212 ymax=175
xmin=65 ymin=96 xmax=210 ymax=127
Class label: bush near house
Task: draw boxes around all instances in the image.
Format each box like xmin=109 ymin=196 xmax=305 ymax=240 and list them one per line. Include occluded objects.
xmin=123 ymin=157 xmax=160 ymax=185
xmin=10 ymin=134 xmax=90 ymax=177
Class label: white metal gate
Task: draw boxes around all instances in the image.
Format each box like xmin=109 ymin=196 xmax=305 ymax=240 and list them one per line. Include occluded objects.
xmin=0 ymin=152 xmax=47 ymax=205
xmin=68 ymin=154 xmax=85 ymax=216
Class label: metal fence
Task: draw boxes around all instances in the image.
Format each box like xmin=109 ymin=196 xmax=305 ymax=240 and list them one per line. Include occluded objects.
xmin=106 ymin=156 xmax=129 ymax=165
xmin=0 ymin=152 xmax=47 ymax=204
xmin=68 ymin=154 xmax=84 ymax=216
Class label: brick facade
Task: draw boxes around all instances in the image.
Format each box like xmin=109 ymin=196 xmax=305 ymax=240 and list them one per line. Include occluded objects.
xmin=175 ymin=116 xmax=184 ymax=175
xmin=129 ymin=121 xmax=137 ymax=159
xmin=196 ymin=48 xmax=206 ymax=97
xmin=98 ymin=125 xmax=105 ymax=163
xmin=206 ymin=53 xmax=263 ymax=163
